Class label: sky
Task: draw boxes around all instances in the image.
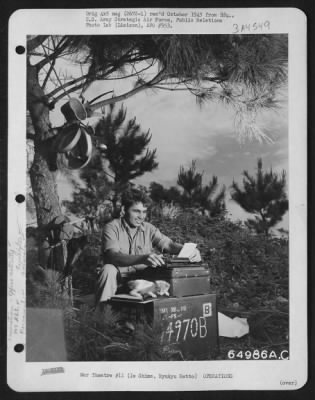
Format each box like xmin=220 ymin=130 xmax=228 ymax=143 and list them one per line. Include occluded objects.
xmin=48 ymin=42 xmax=289 ymax=232
xmin=120 ymin=87 xmax=288 ymax=229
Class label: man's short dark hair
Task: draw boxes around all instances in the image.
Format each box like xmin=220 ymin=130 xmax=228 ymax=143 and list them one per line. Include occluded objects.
xmin=121 ymin=188 xmax=151 ymax=210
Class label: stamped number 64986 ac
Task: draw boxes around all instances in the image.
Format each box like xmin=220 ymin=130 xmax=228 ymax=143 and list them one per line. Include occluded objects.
xmin=228 ymin=349 xmax=289 ymax=360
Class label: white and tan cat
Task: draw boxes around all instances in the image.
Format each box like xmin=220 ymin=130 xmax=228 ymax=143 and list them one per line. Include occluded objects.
xmin=128 ymin=279 xmax=170 ymax=299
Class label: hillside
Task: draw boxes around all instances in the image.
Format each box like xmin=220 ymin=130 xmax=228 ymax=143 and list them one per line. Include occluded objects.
xmin=58 ymin=210 xmax=289 ymax=359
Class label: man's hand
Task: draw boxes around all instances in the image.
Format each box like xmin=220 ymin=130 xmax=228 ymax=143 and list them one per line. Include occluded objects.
xmin=189 ymin=248 xmax=202 ymax=263
xmin=143 ymin=253 xmax=165 ymax=268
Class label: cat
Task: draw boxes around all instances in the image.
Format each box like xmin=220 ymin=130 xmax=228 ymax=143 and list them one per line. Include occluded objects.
xmin=128 ymin=279 xmax=170 ymax=299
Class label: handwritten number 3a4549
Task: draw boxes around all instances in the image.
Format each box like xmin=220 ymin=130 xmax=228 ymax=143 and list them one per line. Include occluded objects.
xmin=233 ymin=21 xmax=270 ymax=34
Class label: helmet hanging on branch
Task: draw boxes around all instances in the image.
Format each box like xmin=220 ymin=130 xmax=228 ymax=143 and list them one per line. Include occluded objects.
xmin=61 ymin=98 xmax=87 ymax=122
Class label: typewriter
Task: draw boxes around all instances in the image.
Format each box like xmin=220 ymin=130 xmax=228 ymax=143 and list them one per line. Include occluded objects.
xmin=143 ymin=255 xmax=211 ymax=297
xmin=162 ymin=255 xmax=207 ymax=268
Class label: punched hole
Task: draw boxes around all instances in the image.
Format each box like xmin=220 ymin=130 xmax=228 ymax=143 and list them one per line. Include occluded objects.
xmin=14 ymin=344 xmax=24 ymax=353
xmin=15 ymin=194 xmax=25 ymax=203
xmin=15 ymin=46 xmax=25 ymax=55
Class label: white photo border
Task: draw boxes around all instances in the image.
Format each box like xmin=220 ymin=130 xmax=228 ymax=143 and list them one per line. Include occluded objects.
xmin=7 ymin=7 xmax=307 ymax=391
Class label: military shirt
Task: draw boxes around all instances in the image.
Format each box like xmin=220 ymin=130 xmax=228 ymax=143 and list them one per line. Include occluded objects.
xmin=102 ymin=218 xmax=172 ymax=263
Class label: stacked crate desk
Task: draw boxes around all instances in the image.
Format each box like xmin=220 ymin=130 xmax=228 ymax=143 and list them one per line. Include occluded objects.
xmin=110 ymin=259 xmax=218 ymax=358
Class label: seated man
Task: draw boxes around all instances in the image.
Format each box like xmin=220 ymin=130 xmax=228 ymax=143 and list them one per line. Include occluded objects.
xmin=95 ymin=188 xmax=201 ymax=308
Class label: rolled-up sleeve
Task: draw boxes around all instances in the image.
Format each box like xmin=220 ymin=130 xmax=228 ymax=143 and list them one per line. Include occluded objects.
xmin=102 ymin=224 xmax=120 ymax=254
xmin=150 ymin=224 xmax=172 ymax=252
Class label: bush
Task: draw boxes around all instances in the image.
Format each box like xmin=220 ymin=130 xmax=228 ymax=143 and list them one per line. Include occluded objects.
xmin=162 ymin=213 xmax=287 ymax=307
xmin=69 ymin=210 xmax=288 ymax=315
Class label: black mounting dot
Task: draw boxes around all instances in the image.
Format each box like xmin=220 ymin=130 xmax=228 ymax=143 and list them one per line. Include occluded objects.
xmin=15 ymin=194 xmax=25 ymax=203
xmin=14 ymin=344 xmax=24 ymax=353
xmin=15 ymin=46 xmax=25 ymax=55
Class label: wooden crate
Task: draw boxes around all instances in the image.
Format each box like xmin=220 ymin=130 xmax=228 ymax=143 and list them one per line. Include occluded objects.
xmin=110 ymin=293 xmax=218 ymax=359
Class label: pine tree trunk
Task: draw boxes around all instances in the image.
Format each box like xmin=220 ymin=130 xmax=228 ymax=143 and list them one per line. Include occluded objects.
xmin=27 ymin=63 xmax=62 ymax=265
xmin=30 ymin=152 xmax=61 ymax=226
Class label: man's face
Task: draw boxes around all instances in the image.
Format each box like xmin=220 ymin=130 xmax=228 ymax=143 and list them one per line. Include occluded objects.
xmin=124 ymin=202 xmax=147 ymax=228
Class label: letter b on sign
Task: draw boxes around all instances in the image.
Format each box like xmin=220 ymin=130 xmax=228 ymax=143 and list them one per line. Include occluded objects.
xmin=203 ymin=303 xmax=212 ymax=317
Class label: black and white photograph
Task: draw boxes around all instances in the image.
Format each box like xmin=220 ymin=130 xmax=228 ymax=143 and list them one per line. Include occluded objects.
xmin=7 ymin=8 xmax=307 ymax=391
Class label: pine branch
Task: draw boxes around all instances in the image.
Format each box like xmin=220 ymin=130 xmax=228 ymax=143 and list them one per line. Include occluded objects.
xmin=88 ymin=91 xmax=115 ymax=105
xmin=89 ymin=69 xmax=166 ymax=112
xmin=41 ymin=59 xmax=56 ymax=90
xmin=46 ymin=73 xmax=90 ymax=98
xmin=35 ymin=37 xmax=71 ymax=71
xmin=27 ymin=35 xmax=49 ymax=52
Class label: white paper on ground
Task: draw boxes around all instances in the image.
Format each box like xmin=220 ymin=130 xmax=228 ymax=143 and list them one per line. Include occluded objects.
xmin=218 ymin=312 xmax=249 ymax=338
xmin=177 ymin=242 xmax=197 ymax=258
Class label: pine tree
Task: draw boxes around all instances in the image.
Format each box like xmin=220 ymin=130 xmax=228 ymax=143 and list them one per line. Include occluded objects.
xmin=177 ymin=160 xmax=203 ymax=207
xmin=95 ymin=104 xmax=158 ymax=185
xmin=149 ymin=182 xmax=182 ymax=205
xmin=64 ymin=104 xmax=158 ymax=217
xmin=164 ymin=186 xmax=182 ymax=204
xmin=149 ymin=182 xmax=167 ymax=204
xmin=230 ymin=158 xmax=288 ymax=235
xmin=177 ymin=160 xmax=225 ymax=216
xmin=62 ymin=154 xmax=114 ymax=224
xmin=195 ymin=176 xmax=226 ymax=217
